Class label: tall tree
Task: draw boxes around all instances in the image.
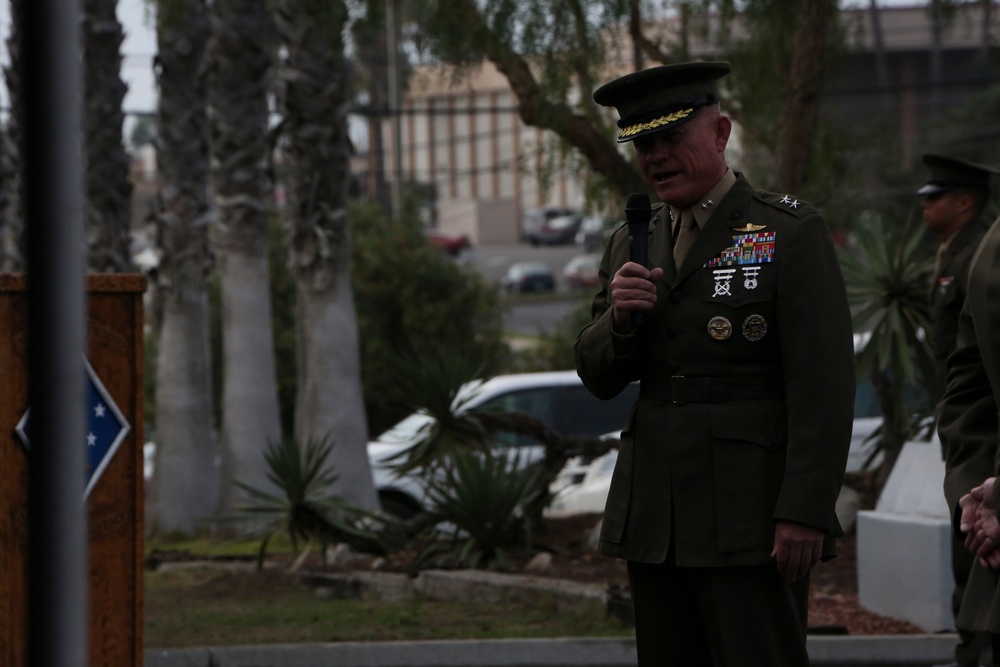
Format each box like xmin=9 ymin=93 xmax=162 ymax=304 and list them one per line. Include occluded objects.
xmin=769 ymin=0 xmax=835 ymax=194
xmin=82 ymin=0 xmax=134 ymax=272
xmin=275 ymin=0 xmax=379 ymax=510
xmin=409 ymin=0 xmax=649 ymax=202
xmin=146 ymin=0 xmax=218 ymax=536
xmin=1 ymin=0 xmax=25 ymax=272
xmin=206 ymin=0 xmax=283 ymax=517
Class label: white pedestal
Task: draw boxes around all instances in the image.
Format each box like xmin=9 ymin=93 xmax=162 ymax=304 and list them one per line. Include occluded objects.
xmin=856 ymin=439 xmax=955 ymax=632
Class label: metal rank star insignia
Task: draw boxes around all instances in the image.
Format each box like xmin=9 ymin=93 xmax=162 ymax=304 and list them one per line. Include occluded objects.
xmin=779 ymin=194 xmax=800 ymax=209
xmin=707 ymin=315 xmax=732 ymax=341
xmin=742 ymin=314 xmax=768 ymax=341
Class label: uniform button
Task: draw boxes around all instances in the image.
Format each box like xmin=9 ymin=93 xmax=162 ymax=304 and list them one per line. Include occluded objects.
xmin=729 ymin=211 xmax=744 ymax=220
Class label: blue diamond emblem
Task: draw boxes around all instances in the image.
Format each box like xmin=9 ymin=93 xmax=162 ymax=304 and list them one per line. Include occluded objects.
xmin=15 ymin=359 xmax=131 ymax=498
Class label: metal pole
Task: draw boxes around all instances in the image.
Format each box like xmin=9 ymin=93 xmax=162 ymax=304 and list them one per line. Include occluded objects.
xmin=23 ymin=0 xmax=89 ymax=665
xmin=386 ymin=0 xmax=403 ymax=218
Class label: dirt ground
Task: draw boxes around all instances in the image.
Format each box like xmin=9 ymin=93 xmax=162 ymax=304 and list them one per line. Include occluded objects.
xmin=149 ymin=506 xmax=929 ymax=636
xmin=309 ymin=511 xmax=926 ymax=636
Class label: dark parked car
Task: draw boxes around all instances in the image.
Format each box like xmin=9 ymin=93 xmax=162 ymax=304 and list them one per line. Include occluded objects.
xmin=501 ymin=261 xmax=556 ymax=294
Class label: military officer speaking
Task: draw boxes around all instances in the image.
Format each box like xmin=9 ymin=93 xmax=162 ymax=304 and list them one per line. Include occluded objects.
xmin=574 ymin=61 xmax=855 ymax=666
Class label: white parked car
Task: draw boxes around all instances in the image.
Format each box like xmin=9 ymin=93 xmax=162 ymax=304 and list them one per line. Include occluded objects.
xmin=368 ymin=371 xmax=639 ymax=519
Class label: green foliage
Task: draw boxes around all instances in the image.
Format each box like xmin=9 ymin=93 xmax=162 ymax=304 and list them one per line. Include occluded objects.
xmin=349 ymin=198 xmax=507 ymax=435
xmin=839 ymin=213 xmax=935 ymax=486
xmin=505 ymin=298 xmax=594 ymax=373
xmin=232 ymin=436 xmax=383 ymax=570
xmin=841 ymin=214 xmax=934 ymax=391
xmin=415 ymin=449 xmax=546 ymax=570
xmin=385 ymin=351 xmax=494 ymax=475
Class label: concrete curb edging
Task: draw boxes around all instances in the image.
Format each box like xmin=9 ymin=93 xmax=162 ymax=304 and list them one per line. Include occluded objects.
xmin=145 ymin=635 xmax=957 ymax=667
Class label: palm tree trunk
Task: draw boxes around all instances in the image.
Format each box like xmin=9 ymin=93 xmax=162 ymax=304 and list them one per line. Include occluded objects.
xmin=82 ymin=0 xmax=134 ymax=272
xmin=207 ymin=0 xmax=282 ymax=517
xmin=276 ymin=0 xmax=379 ymax=511
xmin=147 ymin=0 xmax=219 ymax=536
xmin=1 ymin=0 xmax=25 ymax=272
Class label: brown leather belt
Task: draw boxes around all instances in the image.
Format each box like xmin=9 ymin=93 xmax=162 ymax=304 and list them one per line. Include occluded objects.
xmin=640 ymin=375 xmax=784 ymax=405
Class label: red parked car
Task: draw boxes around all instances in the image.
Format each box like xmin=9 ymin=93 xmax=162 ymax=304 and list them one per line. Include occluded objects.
xmin=423 ymin=227 xmax=472 ymax=259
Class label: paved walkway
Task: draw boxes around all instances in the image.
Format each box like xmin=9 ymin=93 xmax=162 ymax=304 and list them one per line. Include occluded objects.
xmin=146 ymin=634 xmax=959 ymax=667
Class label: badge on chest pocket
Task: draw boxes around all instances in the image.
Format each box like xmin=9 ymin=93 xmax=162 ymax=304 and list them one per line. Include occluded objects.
xmin=703 ymin=231 xmax=777 ymax=305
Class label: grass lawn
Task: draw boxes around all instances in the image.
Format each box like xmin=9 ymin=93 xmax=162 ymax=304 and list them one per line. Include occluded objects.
xmin=143 ymin=534 xmax=629 ymax=649
xmin=143 ymin=566 xmax=628 ymax=649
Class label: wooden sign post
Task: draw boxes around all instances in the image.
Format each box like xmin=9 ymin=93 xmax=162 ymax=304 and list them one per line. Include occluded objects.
xmin=0 ymin=274 xmax=146 ymax=666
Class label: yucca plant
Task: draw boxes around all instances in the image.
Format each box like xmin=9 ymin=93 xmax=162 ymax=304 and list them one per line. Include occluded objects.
xmin=233 ymin=436 xmax=386 ymax=571
xmin=839 ymin=213 xmax=936 ymax=491
xmin=413 ymin=449 xmax=548 ymax=571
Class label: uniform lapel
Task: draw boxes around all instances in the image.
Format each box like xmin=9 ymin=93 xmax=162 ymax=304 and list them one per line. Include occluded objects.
xmin=674 ymin=178 xmax=754 ymax=285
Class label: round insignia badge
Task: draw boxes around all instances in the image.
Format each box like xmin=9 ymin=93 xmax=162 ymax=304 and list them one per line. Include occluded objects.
xmin=707 ymin=316 xmax=732 ymax=341
xmin=742 ymin=314 xmax=768 ymax=342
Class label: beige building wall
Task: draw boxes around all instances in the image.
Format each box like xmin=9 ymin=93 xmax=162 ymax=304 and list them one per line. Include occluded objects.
xmin=390 ymin=62 xmax=586 ymax=244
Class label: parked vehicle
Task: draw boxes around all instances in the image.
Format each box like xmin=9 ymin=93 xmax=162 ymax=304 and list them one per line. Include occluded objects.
xmin=526 ymin=214 xmax=582 ymax=246
xmin=521 ymin=207 xmax=580 ymax=246
xmin=562 ymin=253 xmax=601 ymax=290
xmin=423 ymin=227 xmax=472 ymax=261
xmin=500 ymin=261 xmax=556 ymax=294
xmin=368 ymin=370 xmax=640 ymax=519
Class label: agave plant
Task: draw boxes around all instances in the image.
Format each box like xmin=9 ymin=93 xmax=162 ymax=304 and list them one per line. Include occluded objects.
xmin=233 ymin=436 xmax=385 ymax=571
xmin=839 ymin=213 xmax=935 ymax=490
xmin=413 ymin=449 xmax=548 ymax=571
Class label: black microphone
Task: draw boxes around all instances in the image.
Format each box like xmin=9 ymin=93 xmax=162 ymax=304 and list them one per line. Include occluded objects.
xmin=625 ymin=193 xmax=651 ymax=327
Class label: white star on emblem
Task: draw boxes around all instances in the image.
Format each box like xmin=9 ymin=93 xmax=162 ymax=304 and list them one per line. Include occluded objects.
xmin=779 ymin=195 xmax=792 ymax=205
xmin=701 ymin=199 xmax=713 ymax=209
xmin=789 ymin=199 xmax=800 ymax=209
xmin=94 ymin=403 xmax=106 ymax=418
xmin=87 ymin=432 xmax=97 ymax=446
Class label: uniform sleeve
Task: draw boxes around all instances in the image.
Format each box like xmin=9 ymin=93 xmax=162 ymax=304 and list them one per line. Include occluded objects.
xmin=574 ymin=229 xmax=644 ymax=400
xmin=939 ymin=304 xmax=999 ymax=524
xmin=772 ymin=212 xmax=856 ymax=533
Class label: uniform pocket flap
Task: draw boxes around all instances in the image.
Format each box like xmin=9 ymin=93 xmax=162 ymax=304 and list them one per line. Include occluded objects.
xmin=709 ymin=399 xmax=787 ymax=449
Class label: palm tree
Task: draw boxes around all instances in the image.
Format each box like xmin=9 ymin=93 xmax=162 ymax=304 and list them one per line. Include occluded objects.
xmin=840 ymin=214 xmax=935 ymax=491
xmin=146 ymin=0 xmax=219 ymax=536
xmin=82 ymin=0 xmax=134 ymax=272
xmin=274 ymin=0 xmax=379 ymax=511
xmin=1 ymin=0 xmax=25 ymax=272
xmin=206 ymin=0 xmax=283 ymax=517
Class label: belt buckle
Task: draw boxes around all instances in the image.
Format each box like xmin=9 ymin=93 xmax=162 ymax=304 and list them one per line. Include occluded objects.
xmin=671 ymin=375 xmax=685 ymax=405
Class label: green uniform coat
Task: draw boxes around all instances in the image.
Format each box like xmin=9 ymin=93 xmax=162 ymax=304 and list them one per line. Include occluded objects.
xmin=930 ymin=218 xmax=989 ymax=395
xmin=575 ymin=174 xmax=855 ymax=567
xmin=939 ymin=217 xmax=1000 ymax=634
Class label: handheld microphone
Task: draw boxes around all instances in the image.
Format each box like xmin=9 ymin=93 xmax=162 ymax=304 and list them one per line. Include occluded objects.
xmin=625 ymin=193 xmax=651 ymax=327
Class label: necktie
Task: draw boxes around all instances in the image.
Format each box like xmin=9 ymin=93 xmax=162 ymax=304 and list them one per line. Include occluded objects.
xmin=673 ymin=209 xmax=698 ymax=267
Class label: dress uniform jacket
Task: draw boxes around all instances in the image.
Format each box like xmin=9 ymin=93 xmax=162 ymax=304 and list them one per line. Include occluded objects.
xmin=939 ymin=217 xmax=1000 ymax=634
xmin=574 ymin=173 xmax=855 ymax=567
xmin=930 ymin=218 xmax=989 ymax=390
